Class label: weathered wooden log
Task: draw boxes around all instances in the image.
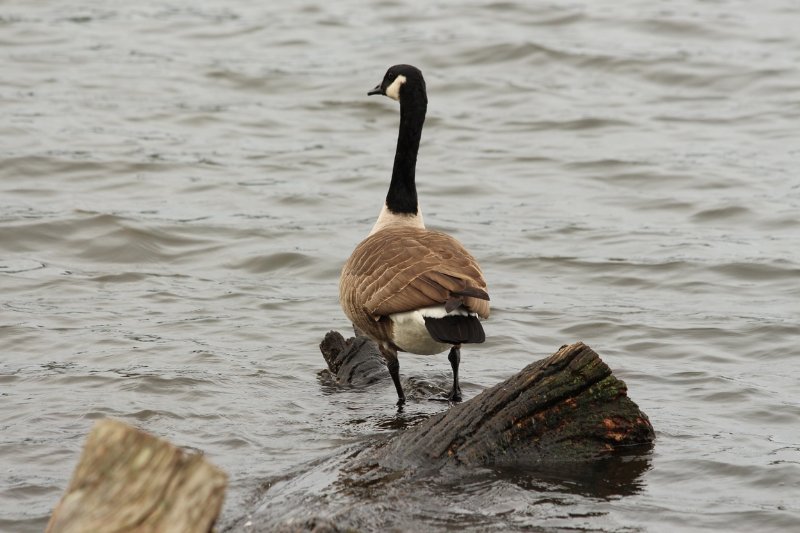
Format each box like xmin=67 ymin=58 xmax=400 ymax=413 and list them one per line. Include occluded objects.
xmin=321 ymin=333 xmax=655 ymax=471
xmin=239 ymin=337 xmax=655 ymax=531
xmin=320 ymin=330 xmax=387 ymax=387
xmin=368 ymin=341 xmax=653 ymax=470
xmin=47 ymin=419 xmax=227 ymax=533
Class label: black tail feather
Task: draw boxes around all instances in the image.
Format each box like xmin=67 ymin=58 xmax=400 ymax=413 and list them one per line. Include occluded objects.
xmin=445 ymin=286 xmax=490 ymax=313
xmin=452 ymin=286 xmax=490 ymax=301
xmin=424 ymin=315 xmax=485 ymax=345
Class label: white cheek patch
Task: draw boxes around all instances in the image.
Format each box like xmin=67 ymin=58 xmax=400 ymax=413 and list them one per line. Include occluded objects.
xmin=385 ymin=74 xmax=407 ymax=101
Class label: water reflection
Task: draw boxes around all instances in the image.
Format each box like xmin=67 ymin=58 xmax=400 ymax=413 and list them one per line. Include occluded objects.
xmin=373 ymin=411 xmax=431 ymax=431
xmin=243 ymin=439 xmax=653 ymax=532
xmin=494 ymin=448 xmax=653 ymax=499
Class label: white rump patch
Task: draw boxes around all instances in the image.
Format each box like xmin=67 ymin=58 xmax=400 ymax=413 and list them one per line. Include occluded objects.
xmin=385 ymin=74 xmax=407 ymax=101
xmin=390 ymin=307 xmax=449 ymax=355
xmin=389 ymin=305 xmax=475 ymax=355
xmin=418 ymin=305 xmax=471 ymax=318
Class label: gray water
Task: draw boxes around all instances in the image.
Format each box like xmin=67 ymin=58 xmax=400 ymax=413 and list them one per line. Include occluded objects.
xmin=1 ymin=0 xmax=799 ymax=531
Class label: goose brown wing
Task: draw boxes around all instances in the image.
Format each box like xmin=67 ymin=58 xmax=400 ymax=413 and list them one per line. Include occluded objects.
xmin=344 ymin=227 xmax=490 ymax=320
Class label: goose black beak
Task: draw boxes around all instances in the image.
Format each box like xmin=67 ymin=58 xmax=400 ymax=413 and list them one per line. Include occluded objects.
xmin=367 ymin=84 xmax=383 ymax=96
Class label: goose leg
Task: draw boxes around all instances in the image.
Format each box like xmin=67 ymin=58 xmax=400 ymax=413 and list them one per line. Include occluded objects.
xmin=447 ymin=344 xmax=463 ymax=402
xmin=380 ymin=344 xmax=405 ymax=406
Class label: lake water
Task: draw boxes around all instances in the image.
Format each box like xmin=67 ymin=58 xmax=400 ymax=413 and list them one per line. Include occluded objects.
xmin=1 ymin=0 xmax=799 ymax=531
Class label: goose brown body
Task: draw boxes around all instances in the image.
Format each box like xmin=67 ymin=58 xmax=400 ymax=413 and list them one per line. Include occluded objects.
xmin=340 ymin=226 xmax=490 ymax=348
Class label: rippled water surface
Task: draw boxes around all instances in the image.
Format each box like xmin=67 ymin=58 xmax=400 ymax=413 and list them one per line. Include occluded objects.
xmin=2 ymin=0 xmax=799 ymax=531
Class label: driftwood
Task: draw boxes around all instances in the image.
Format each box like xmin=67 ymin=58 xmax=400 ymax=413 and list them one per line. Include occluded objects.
xmin=320 ymin=330 xmax=387 ymax=387
xmin=321 ymin=332 xmax=654 ymax=471
xmin=49 ymin=336 xmax=655 ymax=533
xmin=47 ymin=419 xmax=227 ymax=533
xmin=234 ymin=334 xmax=655 ymax=531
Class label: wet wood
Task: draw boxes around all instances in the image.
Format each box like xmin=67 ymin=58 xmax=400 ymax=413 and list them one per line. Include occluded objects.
xmin=239 ymin=335 xmax=656 ymax=530
xmin=321 ymin=333 xmax=655 ymax=470
xmin=320 ymin=329 xmax=387 ymax=387
xmin=49 ymin=338 xmax=655 ymax=533
xmin=47 ymin=419 xmax=227 ymax=533
xmin=377 ymin=341 xmax=653 ymax=469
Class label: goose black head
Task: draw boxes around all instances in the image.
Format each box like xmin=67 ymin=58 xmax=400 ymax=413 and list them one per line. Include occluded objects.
xmin=368 ymin=64 xmax=426 ymax=103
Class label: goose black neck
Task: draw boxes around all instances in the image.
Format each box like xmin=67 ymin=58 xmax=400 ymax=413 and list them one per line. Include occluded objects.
xmin=386 ymin=90 xmax=427 ymax=215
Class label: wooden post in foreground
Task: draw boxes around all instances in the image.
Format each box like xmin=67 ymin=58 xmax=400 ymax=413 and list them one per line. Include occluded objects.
xmin=47 ymin=419 xmax=227 ymax=533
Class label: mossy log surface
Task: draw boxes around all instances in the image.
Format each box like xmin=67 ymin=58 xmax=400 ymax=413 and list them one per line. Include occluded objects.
xmin=321 ymin=332 xmax=655 ymax=470
xmin=237 ymin=334 xmax=656 ymax=531
xmin=47 ymin=419 xmax=227 ymax=533
xmin=375 ymin=341 xmax=653 ymax=469
xmin=49 ymin=338 xmax=654 ymax=533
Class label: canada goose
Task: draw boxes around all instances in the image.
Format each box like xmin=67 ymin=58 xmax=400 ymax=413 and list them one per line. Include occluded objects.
xmin=339 ymin=64 xmax=490 ymax=406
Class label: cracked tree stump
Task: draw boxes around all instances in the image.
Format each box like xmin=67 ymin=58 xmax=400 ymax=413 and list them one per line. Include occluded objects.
xmin=47 ymin=419 xmax=227 ymax=533
xmin=320 ymin=330 xmax=387 ymax=387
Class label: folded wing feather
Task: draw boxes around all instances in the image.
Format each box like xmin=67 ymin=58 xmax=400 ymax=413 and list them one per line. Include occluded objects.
xmin=343 ymin=227 xmax=490 ymax=321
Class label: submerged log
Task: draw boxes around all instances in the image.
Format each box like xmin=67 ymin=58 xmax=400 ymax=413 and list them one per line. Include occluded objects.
xmin=49 ymin=338 xmax=655 ymax=533
xmin=321 ymin=333 xmax=655 ymax=471
xmin=371 ymin=341 xmax=653 ymax=470
xmin=47 ymin=419 xmax=227 ymax=533
xmin=238 ymin=336 xmax=656 ymax=530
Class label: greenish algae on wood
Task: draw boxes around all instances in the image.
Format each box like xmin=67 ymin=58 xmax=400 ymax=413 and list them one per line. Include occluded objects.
xmin=322 ymin=339 xmax=655 ymax=473
xmin=233 ymin=339 xmax=655 ymax=531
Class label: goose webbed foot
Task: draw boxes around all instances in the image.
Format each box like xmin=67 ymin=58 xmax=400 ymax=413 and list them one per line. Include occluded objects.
xmin=427 ymin=345 xmax=464 ymax=403
xmin=446 ymin=385 xmax=462 ymax=403
xmin=427 ymin=388 xmax=462 ymax=403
